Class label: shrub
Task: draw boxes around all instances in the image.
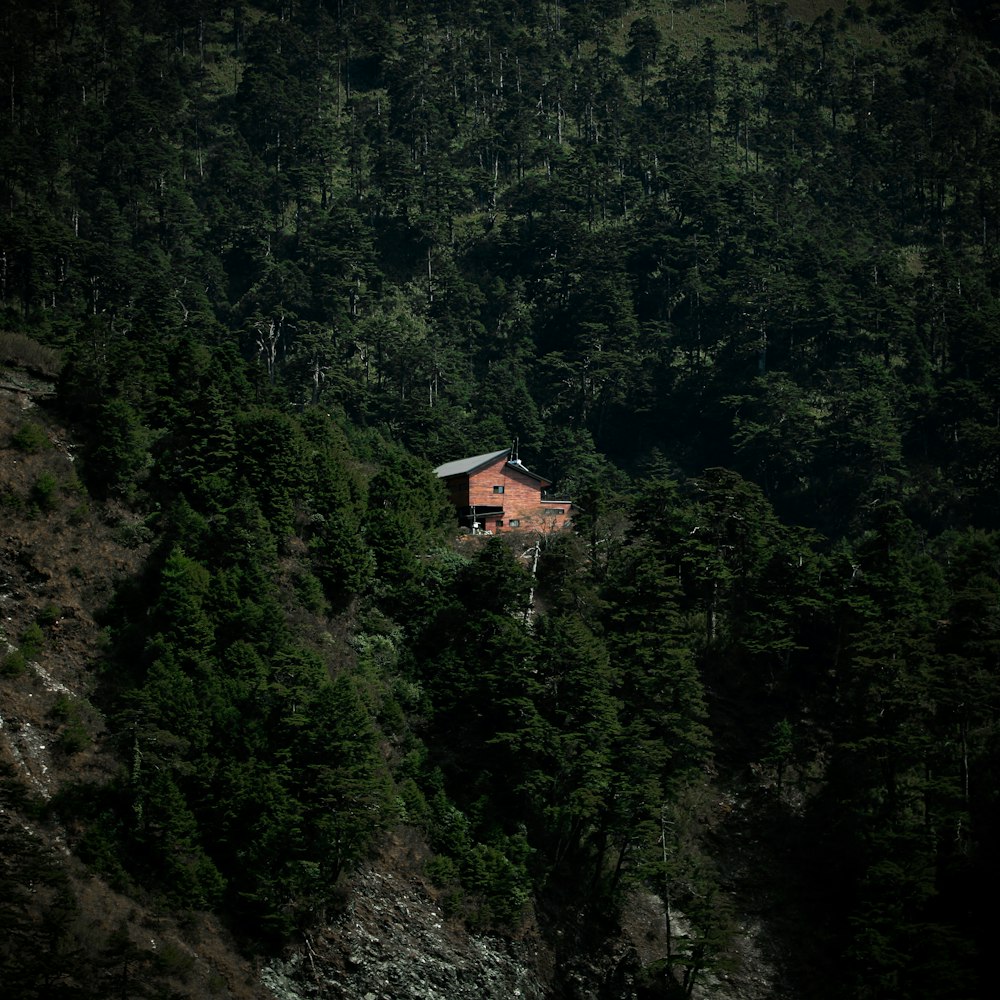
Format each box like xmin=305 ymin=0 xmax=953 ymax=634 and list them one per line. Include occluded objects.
xmin=1 ymin=649 xmax=26 ymax=677
xmin=112 ymin=520 xmax=153 ymax=548
xmin=20 ymin=622 xmax=44 ymax=659
xmin=68 ymin=498 xmax=91 ymax=525
xmin=51 ymin=695 xmax=89 ymax=754
xmin=0 ymin=485 xmax=25 ymax=514
xmin=462 ymin=842 xmax=531 ymax=928
xmin=37 ymin=603 xmax=62 ymax=626
xmin=56 ymin=717 xmax=89 ymax=755
xmin=397 ymin=777 xmax=430 ymax=826
xmin=31 ymin=473 xmax=59 ymax=512
xmin=50 ymin=693 xmax=74 ymax=721
xmin=0 ymin=330 xmax=62 ymax=376
xmin=153 ymin=941 xmax=195 ymax=979
xmin=11 ymin=422 xmax=51 ymax=452
xmin=425 ymin=854 xmax=460 ymax=887
xmin=293 ymin=569 xmax=327 ymax=613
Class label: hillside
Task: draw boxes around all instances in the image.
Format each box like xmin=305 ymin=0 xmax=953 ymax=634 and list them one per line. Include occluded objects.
xmin=2 ymin=1 xmax=999 ymax=998
xmin=0 ymin=377 xmax=278 ymax=998
xmin=0 ymin=374 xmax=790 ymax=999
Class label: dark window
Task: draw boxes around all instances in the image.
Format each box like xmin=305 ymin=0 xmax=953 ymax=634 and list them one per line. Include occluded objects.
xmin=496 ymin=520 xmax=504 ymax=528
xmin=493 ymin=485 xmax=504 ymax=494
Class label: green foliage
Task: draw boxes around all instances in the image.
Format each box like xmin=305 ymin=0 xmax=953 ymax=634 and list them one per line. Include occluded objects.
xmin=154 ymin=357 xmax=238 ymax=516
xmin=36 ymin=604 xmax=62 ymax=627
xmin=462 ymin=840 xmax=532 ymax=928
xmin=153 ymin=940 xmax=196 ymax=979
xmin=134 ymin=768 xmax=226 ymax=909
xmin=0 ymin=764 xmax=92 ymax=998
xmin=49 ymin=694 xmax=74 ymax=722
xmin=1 ymin=649 xmax=27 ymax=677
xmin=11 ymin=422 xmax=50 ymax=453
xmin=19 ymin=622 xmax=44 ymax=660
xmin=0 ymin=331 xmax=62 ymax=376
xmin=1 ymin=0 xmax=996 ymax=986
xmin=234 ymin=408 xmax=308 ymax=539
xmin=0 ymin=485 xmax=25 ymax=515
xmin=425 ymin=853 xmax=460 ymax=888
xmin=31 ymin=473 xmax=60 ymax=513
xmin=54 ymin=783 xmax=132 ymax=891
xmin=397 ymin=777 xmax=430 ymax=826
xmin=362 ymin=438 xmax=454 ymax=605
xmin=457 ymin=536 xmax=533 ymax=615
xmin=85 ymin=397 xmax=150 ymax=498
xmin=293 ymin=674 xmax=394 ymax=883
xmin=55 ymin=715 xmax=90 ymax=756
xmin=298 ymin=409 xmax=373 ymax=604
xmin=292 ymin=568 xmax=327 ymax=613
xmin=762 ymin=718 xmax=795 ymax=793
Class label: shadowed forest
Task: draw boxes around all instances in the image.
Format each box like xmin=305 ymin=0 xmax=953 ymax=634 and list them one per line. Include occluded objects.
xmin=2 ymin=1 xmax=999 ymax=997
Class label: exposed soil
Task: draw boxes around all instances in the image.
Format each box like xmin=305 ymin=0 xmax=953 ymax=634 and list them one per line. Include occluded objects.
xmin=0 ymin=378 xmax=273 ymax=999
xmin=1 ymin=381 xmax=144 ymax=790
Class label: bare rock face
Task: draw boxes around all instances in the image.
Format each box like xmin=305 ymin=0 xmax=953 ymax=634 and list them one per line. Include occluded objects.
xmin=262 ymin=866 xmax=551 ymax=1000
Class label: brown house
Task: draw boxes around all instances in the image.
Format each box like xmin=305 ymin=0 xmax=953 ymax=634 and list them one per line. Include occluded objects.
xmin=434 ymin=447 xmax=572 ymax=534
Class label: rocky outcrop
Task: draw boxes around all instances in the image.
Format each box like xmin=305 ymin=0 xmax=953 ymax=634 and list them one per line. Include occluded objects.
xmin=256 ymin=808 xmax=796 ymax=1000
xmin=263 ymin=866 xmax=551 ymax=1000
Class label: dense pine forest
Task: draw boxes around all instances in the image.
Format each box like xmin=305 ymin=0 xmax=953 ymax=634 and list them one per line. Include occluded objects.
xmin=2 ymin=1 xmax=1000 ymax=997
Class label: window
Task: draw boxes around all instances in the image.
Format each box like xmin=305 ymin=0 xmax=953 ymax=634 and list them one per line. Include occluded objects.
xmin=493 ymin=485 xmax=504 ymax=494
xmin=543 ymin=508 xmax=565 ymax=516
xmin=496 ymin=520 xmax=504 ymax=528
xmin=509 ymin=519 xmax=521 ymax=527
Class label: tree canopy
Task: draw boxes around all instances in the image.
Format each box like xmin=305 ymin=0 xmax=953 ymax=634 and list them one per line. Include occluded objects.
xmin=2 ymin=2 xmax=999 ymax=997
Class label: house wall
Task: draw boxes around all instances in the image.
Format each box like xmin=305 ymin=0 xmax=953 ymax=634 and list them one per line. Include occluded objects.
xmin=463 ymin=456 xmax=571 ymax=533
xmin=466 ymin=456 xmax=537 ymax=510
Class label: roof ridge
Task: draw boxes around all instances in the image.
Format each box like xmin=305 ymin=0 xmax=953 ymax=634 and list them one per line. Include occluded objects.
xmin=433 ymin=448 xmax=510 ymax=479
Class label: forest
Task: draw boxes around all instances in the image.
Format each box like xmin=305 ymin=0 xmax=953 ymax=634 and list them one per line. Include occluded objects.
xmin=1 ymin=0 xmax=999 ymax=997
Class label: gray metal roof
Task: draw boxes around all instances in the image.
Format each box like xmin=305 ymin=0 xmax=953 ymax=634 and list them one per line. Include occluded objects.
xmin=434 ymin=448 xmax=510 ymax=479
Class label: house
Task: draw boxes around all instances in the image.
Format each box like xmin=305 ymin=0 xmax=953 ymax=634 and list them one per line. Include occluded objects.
xmin=434 ymin=446 xmax=572 ymax=534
